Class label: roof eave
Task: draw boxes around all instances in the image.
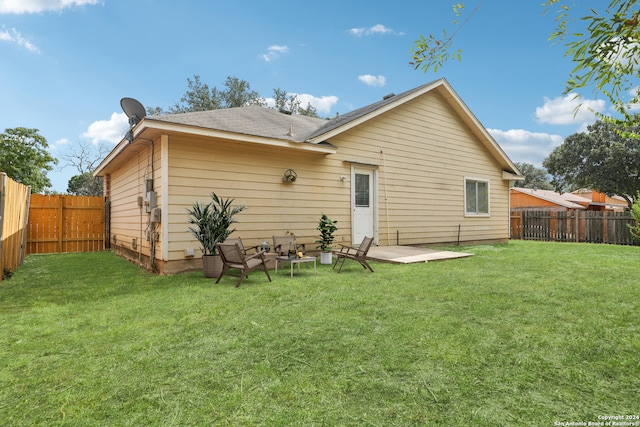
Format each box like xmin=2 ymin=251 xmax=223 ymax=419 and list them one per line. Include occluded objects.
xmin=93 ymin=118 xmax=337 ymax=177
xmin=307 ymin=78 xmax=523 ymax=178
xmin=307 ymin=80 xmax=446 ymax=144
xmin=144 ymin=119 xmax=336 ymax=152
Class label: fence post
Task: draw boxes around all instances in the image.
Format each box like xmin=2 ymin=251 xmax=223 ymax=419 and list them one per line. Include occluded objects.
xmin=20 ymin=194 xmax=31 ymax=263
xmin=57 ymin=196 xmax=64 ymax=253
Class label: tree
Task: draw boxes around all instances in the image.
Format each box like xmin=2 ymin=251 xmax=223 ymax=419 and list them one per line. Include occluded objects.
xmin=546 ymin=0 xmax=640 ymax=123
xmin=627 ymin=191 xmax=640 ymax=240
xmin=409 ymin=3 xmax=480 ymax=72
xmin=512 ymin=162 xmax=554 ymax=190
xmin=167 ymin=75 xmax=222 ymax=113
xmin=150 ymin=75 xmax=264 ymax=114
xmin=150 ymin=75 xmax=322 ymax=117
xmin=272 ymin=87 xmax=304 ymax=113
xmin=221 ymin=76 xmax=262 ymax=108
xmin=68 ymin=172 xmax=103 ymax=196
xmin=61 ymin=141 xmax=108 ymax=196
xmin=273 ymin=87 xmax=298 ymax=112
xmin=271 ymin=88 xmax=321 ymax=118
xmin=411 ymin=1 xmax=640 ymax=129
xmin=0 ymin=127 xmax=57 ymax=193
xmin=542 ymin=119 xmax=640 ymax=208
xmin=146 ymin=106 xmax=165 ymax=116
xmin=299 ymin=102 xmax=320 ymax=118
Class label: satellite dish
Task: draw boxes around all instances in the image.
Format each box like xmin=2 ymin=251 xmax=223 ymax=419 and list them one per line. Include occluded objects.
xmin=120 ymin=97 xmax=146 ymax=126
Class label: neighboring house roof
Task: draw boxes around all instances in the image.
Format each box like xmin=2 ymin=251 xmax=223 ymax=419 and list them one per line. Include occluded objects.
xmin=560 ymin=192 xmax=591 ymax=204
xmin=95 ymin=78 xmax=523 ymax=179
xmin=510 ymin=187 xmax=589 ymax=209
xmin=571 ymin=189 xmax=629 ymax=209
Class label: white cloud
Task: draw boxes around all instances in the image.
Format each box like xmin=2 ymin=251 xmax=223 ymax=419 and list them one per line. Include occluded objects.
xmin=535 ymin=93 xmax=605 ymax=126
xmin=0 ymin=26 xmax=39 ymax=52
xmin=0 ymin=0 xmax=100 ymax=14
xmin=625 ymin=86 xmax=640 ymax=112
xmin=261 ymin=45 xmax=289 ymax=62
xmin=49 ymin=137 xmax=71 ymax=151
xmin=358 ymin=74 xmax=386 ymax=87
xmin=263 ymin=93 xmax=339 ymax=115
xmin=600 ymin=37 xmax=640 ymax=67
xmin=348 ymin=24 xmax=396 ymax=37
xmin=488 ymin=128 xmax=564 ymax=167
xmin=296 ymin=94 xmax=339 ymax=114
xmin=81 ymin=112 xmax=129 ymax=145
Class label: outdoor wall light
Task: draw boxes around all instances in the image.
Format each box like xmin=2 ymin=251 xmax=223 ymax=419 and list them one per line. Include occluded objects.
xmin=282 ymin=169 xmax=297 ymax=183
xmin=340 ymin=175 xmax=347 ymax=181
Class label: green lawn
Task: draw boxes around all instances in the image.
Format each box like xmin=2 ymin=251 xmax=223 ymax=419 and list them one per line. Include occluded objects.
xmin=1 ymin=240 xmax=639 ymax=426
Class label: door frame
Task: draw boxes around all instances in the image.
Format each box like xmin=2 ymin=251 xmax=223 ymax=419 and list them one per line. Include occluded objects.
xmin=351 ymin=164 xmax=378 ymax=245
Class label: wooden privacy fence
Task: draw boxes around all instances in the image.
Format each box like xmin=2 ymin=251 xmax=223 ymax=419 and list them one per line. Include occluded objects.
xmin=0 ymin=173 xmax=31 ymax=282
xmin=511 ymin=210 xmax=637 ymax=245
xmin=27 ymin=194 xmax=104 ymax=254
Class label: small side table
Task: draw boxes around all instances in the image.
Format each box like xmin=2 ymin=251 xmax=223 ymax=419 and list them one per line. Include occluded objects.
xmin=275 ymin=256 xmax=317 ymax=278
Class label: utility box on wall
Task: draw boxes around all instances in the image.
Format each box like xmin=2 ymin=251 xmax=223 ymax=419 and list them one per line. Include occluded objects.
xmin=146 ymin=191 xmax=157 ymax=213
xmin=151 ymin=208 xmax=161 ymax=223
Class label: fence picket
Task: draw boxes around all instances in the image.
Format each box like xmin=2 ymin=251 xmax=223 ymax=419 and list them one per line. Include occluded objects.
xmin=511 ymin=210 xmax=636 ymax=245
xmin=0 ymin=173 xmax=31 ymax=281
xmin=26 ymin=195 xmax=104 ymax=254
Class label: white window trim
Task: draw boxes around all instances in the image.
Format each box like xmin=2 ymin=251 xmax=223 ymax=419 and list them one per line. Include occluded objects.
xmin=464 ymin=176 xmax=490 ymax=217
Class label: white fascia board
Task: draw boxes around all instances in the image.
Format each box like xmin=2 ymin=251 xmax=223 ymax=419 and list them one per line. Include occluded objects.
xmin=146 ymin=120 xmax=336 ymax=154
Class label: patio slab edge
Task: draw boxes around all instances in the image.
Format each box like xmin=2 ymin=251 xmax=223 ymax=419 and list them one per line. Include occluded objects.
xmin=366 ymin=246 xmax=473 ymax=264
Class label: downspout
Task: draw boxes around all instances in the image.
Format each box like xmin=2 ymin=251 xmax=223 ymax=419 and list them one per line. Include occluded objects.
xmin=149 ymin=139 xmax=157 ymax=272
xmin=139 ymin=153 xmax=143 ymax=266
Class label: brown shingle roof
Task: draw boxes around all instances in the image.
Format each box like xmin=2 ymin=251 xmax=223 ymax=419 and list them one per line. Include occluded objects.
xmin=145 ymin=79 xmax=440 ymax=144
xmin=147 ymin=105 xmax=328 ymax=143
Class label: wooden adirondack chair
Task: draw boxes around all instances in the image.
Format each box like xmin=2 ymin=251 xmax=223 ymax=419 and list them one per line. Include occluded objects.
xmin=333 ymin=236 xmax=374 ymax=273
xmin=224 ymin=237 xmax=260 ymax=255
xmin=272 ymin=235 xmax=306 ymax=257
xmin=215 ymin=242 xmax=272 ymax=287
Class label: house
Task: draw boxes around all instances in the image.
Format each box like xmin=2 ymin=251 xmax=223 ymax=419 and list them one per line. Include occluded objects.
xmin=510 ymin=188 xmax=589 ymax=212
xmin=510 ymin=187 xmax=628 ymax=212
xmin=94 ymin=78 xmax=524 ymax=274
xmin=571 ymin=189 xmax=628 ymax=212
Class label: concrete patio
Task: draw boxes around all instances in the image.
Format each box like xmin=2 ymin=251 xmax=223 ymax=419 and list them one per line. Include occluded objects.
xmin=366 ymin=245 xmax=473 ymax=264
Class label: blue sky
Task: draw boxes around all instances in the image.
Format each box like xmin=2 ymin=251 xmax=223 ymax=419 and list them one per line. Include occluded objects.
xmin=0 ymin=0 xmax=616 ymax=192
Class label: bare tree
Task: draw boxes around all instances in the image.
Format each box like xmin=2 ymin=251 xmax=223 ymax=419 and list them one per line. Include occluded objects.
xmin=61 ymin=141 xmax=110 ymax=196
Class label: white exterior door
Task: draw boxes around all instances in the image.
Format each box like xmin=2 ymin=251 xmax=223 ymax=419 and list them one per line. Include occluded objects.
xmin=352 ymin=166 xmax=376 ymax=245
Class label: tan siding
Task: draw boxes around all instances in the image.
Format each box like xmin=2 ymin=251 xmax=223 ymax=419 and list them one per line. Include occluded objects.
xmin=108 ymin=142 xmax=161 ymax=266
xmin=166 ymin=137 xmax=351 ymax=263
xmin=329 ymin=90 xmax=509 ymax=246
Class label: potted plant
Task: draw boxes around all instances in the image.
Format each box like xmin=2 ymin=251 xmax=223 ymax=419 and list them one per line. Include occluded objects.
xmin=187 ymin=193 xmax=246 ymax=277
xmin=316 ymin=213 xmax=337 ymax=264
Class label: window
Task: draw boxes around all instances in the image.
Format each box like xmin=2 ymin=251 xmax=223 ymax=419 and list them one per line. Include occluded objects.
xmin=355 ymin=173 xmax=370 ymax=207
xmin=465 ymin=178 xmax=489 ymax=215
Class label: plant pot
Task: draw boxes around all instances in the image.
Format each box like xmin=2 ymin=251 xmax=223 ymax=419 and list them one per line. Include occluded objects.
xmin=320 ymin=251 xmax=333 ymax=265
xmin=202 ymin=254 xmax=223 ymax=278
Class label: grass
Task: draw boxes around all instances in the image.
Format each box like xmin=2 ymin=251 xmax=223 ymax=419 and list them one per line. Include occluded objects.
xmin=1 ymin=240 xmax=639 ymax=426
